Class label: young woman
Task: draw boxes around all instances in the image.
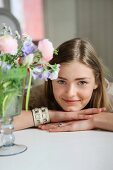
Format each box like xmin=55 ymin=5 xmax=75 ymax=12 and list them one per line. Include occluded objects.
xmin=14 ymin=38 xmax=113 ymax=132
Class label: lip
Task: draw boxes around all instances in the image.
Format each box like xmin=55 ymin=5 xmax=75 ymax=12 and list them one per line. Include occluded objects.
xmin=63 ymin=99 xmax=80 ymax=103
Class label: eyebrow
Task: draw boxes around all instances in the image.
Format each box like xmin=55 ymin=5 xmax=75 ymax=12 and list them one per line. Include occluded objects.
xmin=58 ymin=76 xmax=91 ymax=80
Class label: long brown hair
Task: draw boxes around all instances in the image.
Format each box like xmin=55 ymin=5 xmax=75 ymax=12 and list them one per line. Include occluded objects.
xmin=45 ymin=38 xmax=112 ymax=111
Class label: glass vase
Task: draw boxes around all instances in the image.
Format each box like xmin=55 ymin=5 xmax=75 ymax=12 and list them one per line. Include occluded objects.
xmin=0 ymin=78 xmax=27 ymax=156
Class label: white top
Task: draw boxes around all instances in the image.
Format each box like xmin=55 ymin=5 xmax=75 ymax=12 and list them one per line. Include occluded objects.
xmin=1 ymin=129 xmax=113 ymax=170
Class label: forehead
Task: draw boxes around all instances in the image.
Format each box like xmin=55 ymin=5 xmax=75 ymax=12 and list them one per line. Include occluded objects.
xmin=59 ymin=61 xmax=95 ymax=78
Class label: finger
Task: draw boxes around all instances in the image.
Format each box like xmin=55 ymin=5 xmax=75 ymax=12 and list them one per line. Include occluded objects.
xmin=78 ymin=108 xmax=105 ymax=115
xmin=49 ymin=126 xmax=73 ymax=132
xmin=50 ymin=108 xmax=102 ymax=123
xmin=50 ymin=110 xmax=94 ymax=123
xmin=100 ymin=107 xmax=106 ymax=112
xmin=49 ymin=120 xmax=94 ymax=132
xmin=48 ymin=121 xmax=78 ymax=132
xmin=75 ymin=114 xmax=93 ymax=119
xmin=58 ymin=111 xmax=93 ymax=121
xmin=38 ymin=123 xmax=62 ymax=130
xmin=59 ymin=110 xmax=95 ymax=121
xmin=69 ymin=108 xmax=105 ymax=120
xmin=49 ymin=122 xmax=73 ymax=132
xmin=39 ymin=121 xmax=72 ymax=131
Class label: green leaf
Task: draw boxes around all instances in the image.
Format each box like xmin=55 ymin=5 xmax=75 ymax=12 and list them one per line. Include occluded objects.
xmin=0 ymin=67 xmax=27 ymax=81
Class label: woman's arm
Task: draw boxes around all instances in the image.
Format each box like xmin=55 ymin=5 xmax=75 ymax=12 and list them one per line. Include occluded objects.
xmin=13 ymin=110 xmax=34 ymax=131
xmin=13 ymin=108 xmax=103 ymax=131
xmin=39 ymin=111 xmax=113 ymax=132
xmin=93 ymin=112 xmax=113 ymax=131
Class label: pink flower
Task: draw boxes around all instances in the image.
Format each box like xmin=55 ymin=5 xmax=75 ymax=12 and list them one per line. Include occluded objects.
xmin=38 ymin=39 xmax=54 ymax=62
xmin=0 ymin=35 xmax=18 ymax=55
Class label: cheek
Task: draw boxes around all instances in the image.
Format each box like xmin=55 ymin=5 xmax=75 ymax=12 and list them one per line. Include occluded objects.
xmin=52 ymin=85 xmax=63 ymax=98
xmin=52 ymin=82 xmax=65 ymax=101
xmin=81 ymin=88 xmax=94 ymax=100
xmin=52 ymin=82 xmax=60 ymax=97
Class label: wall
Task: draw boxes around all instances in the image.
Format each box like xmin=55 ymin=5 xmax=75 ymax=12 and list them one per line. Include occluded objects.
xmin=44 ymin=0 xmax=113 ymax=79
xmin=1 ymin=0 xmax=113 ymax=79
xmin=76 ymin=0 xmax=113 ymax=79
xmin=44 ymin=0 xmax=77 ymax=48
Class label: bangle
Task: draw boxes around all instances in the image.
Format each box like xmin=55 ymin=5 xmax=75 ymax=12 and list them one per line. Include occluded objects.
xmin=32 ymin=107 xmax=50 ymax=127
xmin=31 ymin=110 xmax=35 ymax=126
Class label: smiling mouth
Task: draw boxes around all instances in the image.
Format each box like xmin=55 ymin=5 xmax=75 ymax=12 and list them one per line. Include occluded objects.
xmin=63 ymin=99 xmax=81 ymax=103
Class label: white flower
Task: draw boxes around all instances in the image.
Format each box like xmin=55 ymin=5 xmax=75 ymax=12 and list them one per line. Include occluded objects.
xmin=23 ymin=54 xmax=34 ymax=66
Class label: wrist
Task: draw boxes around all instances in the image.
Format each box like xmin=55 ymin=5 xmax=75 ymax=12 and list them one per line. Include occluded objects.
xmin=32 ymin=107 xmax=50 ymax=126
xmin=14 ymin=110 xmax=34 ymax=131
xmin=92 ymin=112 xmax=113 ymax=131
xmin=92 ymin=114 xmax=100 ymax=129
xmin=48 ymin=110 xmax=61 ymax=122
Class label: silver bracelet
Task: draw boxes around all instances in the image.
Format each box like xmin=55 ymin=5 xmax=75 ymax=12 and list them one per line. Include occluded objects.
xmin=32 ymin=107 xmax=50 ymax=127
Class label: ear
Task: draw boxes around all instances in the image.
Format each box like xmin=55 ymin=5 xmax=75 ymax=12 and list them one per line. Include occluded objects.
xmin=93 ymin=83 xmax=98 ymax=89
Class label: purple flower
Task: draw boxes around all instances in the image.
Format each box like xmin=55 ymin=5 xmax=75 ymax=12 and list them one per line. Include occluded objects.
xmin=22 ymin=40 xmax=37 ymax=57
xmin=32 ymin=66 xmax=43 ymax=80
xmin=42 ymin=70 xmax=51 ymax=81
xmin=32 ymin=72 xmax=40 ymax=80
xmin=33 ymin=65 xmax=43 ymax=73
xmin=32 ymin=67 xmax=51 ymax=81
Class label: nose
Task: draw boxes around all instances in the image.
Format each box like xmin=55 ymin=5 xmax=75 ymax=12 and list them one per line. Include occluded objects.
xmin=66 ymin=84 xmax=78 ymax=97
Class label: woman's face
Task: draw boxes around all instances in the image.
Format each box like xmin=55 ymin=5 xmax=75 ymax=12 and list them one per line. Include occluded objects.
xmin=52 ymin=61 xmax=98 ymax=111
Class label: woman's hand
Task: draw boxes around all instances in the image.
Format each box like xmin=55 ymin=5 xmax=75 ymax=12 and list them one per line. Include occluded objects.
xmin=38 ymin=110 xmax=113 ymax=132
xmin=38 ymin=108 xmax=106 ymax=132
xmin=38 ymin=119 xmax=94 ymax=132
xmin=49 ymin=108 xmax=105 ymax=122
xmin=93 ymin=112 xmax=113 ymax=131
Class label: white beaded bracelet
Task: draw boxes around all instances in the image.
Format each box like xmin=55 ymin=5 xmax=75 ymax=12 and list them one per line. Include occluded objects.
xmin=32 ymin=107 xmax=50 ymax=127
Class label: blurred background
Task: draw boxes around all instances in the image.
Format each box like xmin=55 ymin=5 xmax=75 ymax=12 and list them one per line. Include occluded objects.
xmin=0 ymin=0 xmax=113 ymax=79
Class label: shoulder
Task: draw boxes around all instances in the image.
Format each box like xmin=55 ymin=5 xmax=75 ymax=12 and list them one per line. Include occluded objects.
xmin=23 ymin=83 xmax=48 ymax=109
xmin=30 ymin=83 xmax=45 ymax=96
xmin=106 ymin=79 xmax=113 ymax=95
xmin=106 ymin=80 xmax=113 ymax=110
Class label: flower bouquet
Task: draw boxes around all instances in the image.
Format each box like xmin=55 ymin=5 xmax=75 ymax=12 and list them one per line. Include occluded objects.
xmin=0 ymin=24 xmax=60 ymax=156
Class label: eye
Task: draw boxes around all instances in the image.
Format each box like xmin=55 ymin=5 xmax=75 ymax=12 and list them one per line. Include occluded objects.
xmin=78 ymin=81 xmax=88 ymax=86
xmin=57 ymin=79 xmax=66 ymax=85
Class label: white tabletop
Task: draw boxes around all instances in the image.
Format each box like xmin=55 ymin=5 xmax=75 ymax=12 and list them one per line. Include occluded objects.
xmin=1 ymin=129 xmax=113 ymax=170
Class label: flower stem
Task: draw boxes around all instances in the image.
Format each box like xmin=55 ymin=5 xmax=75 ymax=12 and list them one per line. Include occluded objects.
xmin=2 ymin=95 xmax=8 ymax=117
xmin=25 ymin=69 xmax=32 ymax=111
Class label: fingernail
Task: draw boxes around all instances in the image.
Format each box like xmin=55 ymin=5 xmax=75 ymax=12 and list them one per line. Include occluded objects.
xmin=88 ymin=115 xmax=93 ymax=118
